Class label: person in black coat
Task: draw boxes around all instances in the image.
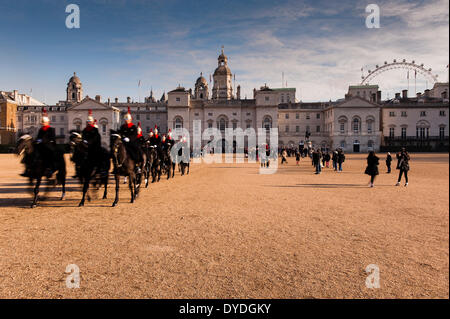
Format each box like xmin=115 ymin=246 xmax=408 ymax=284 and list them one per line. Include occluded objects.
xmin=365 ymin=151 xmax=379 ymax=187
xmin=395 ymin=148 xmax=410 ymax=186
xmin=386 ymin=152 xmax=392 ymax=173
xmin=312 ymin=149 xmax=322 ymax=174
xmin=337 ymin=149 xmax=345 ymax=172
xmin=34 ymin=112 xmax=57 ymax=177
xmin=119 ymin=108 xmax=143 ymax=170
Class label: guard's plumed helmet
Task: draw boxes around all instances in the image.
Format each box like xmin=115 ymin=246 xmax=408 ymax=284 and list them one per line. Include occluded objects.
xmin=124 ymin=106 xmax=132 ymax=121
xmin=41 ymin=109 xmax=50 ymax=125
xmin=94 ymin=119 xmax=98 ymax=128
xmin=87 ymin=109 xmax=94 ymax=124
xmin=149 ymin=128 xmax=153 ymax=137
xmin=154 ymin=125 xmax=158 ymax=135
xmin=168 ymin=129 xmax=172 ymax=138
xmin=137 ymin=122 xmax=142 ymax=135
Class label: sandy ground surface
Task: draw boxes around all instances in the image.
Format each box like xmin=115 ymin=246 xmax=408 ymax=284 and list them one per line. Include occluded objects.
xmin=0 ymin=153 xmax=448 ymax=299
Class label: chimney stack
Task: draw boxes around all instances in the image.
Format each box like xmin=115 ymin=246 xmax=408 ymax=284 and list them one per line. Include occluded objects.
xmin=424 ymin=89 xmax=430 ymax=98
xmin=402 ymin=89 xmax=408 ymax=99
xmin=395 ymin=93 xmax=401 ymax=99
xmin=237 ymin=85 xmax=241 ymax=100
xmin=371 ymin=93 xmax=376 ymax=102
xmin=95 ymin=95 xmax=101 ymax=102
xmin=416 ymin=92 xmax=422 ymax=98
xmin=377 ymin=90 xmax=382 ymax=103
xmin=107 ymin=98 xmax=111 ymax=105
xmin=115 ymin=97 xmax=118 ymax=103
xmin=127 ymin=97 xmax=131 ymax=103
xmin=442 ymin=91 xmax=448 ymax=99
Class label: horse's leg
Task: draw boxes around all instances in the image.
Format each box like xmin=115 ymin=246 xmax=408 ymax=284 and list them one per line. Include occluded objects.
xmin=102 ymin=175 xmax=108 ymax=199
xmin=129 ymin=173 xmax=135 ymax=203
xmin=172 ymin=163 xmax=175 ymax=178
xmin=112 ymin=173 xmax=120 ymax=207
xmin=31 ymin=175 xmax=42 ymax=208
xmin=59 ymin=170 xmax=66 ymax=200
xmin=79 ymin=176 xmax=90 ymax=207
xmin=187 ymin=163 xmax=190 ymax=174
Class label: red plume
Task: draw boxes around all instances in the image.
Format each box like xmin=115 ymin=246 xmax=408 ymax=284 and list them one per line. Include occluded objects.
xmin=127 ymin=106 xmax=131 ymax=113
xmin=88 ymin=109 xmax=92 ymax=115
xmin=138 ymin=121 xmax=141 ymax=127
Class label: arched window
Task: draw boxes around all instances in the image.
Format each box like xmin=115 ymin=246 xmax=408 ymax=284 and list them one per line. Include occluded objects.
xmin=73 ymin=118 xmax=82 ymax=132
xmin=173 ymin=116 xmax=183 ymax=130
xmin=352 ymin=117 xmax=360 ymax=133
xmin=338 ymin=116 xmax=348 ymax=134
xmin=263 ymin=116 xmax=272 ymax=132
xmin=216 ymin=115 xmax=228 ymax=132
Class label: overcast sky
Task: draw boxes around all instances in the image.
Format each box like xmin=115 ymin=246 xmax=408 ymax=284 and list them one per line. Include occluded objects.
xmin=0 ymin=0 xmax=448 ymax=104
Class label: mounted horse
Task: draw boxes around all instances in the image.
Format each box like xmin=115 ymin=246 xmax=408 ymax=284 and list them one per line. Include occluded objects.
xmin=110 ymin=130 xmax=139 ymax=206
xmin=16 ymin=134 xmax=66 ymax=208
xmin=69 ymin=132 xmax=111 ymax=206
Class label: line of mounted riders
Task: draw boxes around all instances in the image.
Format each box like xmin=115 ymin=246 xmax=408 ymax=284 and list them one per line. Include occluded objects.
xmin=16 ymin=107 xmax=190 ymax=208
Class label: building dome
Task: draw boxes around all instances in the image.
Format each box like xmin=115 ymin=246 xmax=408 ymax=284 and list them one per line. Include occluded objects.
xmin=213 ymin=65 xmax=232 ymax=76
xmin=69 ymin=72 xmax=81 ymax=84
xmin=196 ymin=75 xmax=208 ymax=86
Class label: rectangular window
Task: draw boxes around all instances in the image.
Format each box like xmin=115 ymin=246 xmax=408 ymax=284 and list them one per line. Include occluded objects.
xmin=401 ymin=127 xmax=407 ymax=139
xmin=60 ymin=116 xmax=65 ymax=121
xmin=296 ymin=126 xmax=299 ymax=132
xmin=146 ymin=114 xmax=150 ymax=120
xmin=316 ymin=125 xmax=320 ymax=133
xmin=440 ymin=110 xmax=446 ymax=116
xmin=52 ymin=116 xmax=56 ymax=122
xmin=246 ymin=124 xmax=251 ymax=129
xmin=102 ymin=124 xmax=106 ymax=134
xmin=389 ymin=112 xmax=395 ymax=117
xmin=194 ymin=113 xmax=199 ymax=116
xmin=440 ymin=127 xmax=445 ymax=139
xmin=232 ymin=122 xmax=237 ymax=129
xmin=60 ymin=128 xmax=64 ymax=136
xmin=208 ymin=113 xmax=213 ymax=116
xmin=420 ymin=111 xmax=426 ymax=117
xmin=265 ymin=96 xmax=269 ymax=101
xmin=232 ymin=112 xmax=237 ymax=116
xmin=296 ymin=113 xmax=299 ymax=119
xmin=389 ymin=127 xmax=395 ymax=137
xmin=316 ymin=113 xmax=320 ymax=119
xmin=208 ymin=122 xmax=213 ymax=129
xmin=367 ymin=122 xmax=372 ymax=134
xmin=246 ymin=112 xmax=251 ymax=116
xmin=285 ymin=125 xmax=289 ymax=132
xmin=176 ymin=97 xmax=180 ymax=102
xmin=306 ymin=114 xmax=310 ymax=120
xmin=136 ymin=114 xmax=140 ymax=120
xmin=285 ymin=113 xmax=289 ymax=119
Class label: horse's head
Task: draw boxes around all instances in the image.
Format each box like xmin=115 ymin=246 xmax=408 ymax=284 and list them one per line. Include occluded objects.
xmin=110 ymin=133 xmax=123 ymax=154
xmin=16 ymin=134 xmax=33 ymax=156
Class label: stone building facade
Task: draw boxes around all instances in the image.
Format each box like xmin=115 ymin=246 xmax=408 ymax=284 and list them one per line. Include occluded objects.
xmin=9 ymin=51 xmax=450 ymax=153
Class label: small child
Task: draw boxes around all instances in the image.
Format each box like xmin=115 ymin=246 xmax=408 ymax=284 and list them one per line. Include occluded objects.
xmin=296 ymin=152 xmax=300 ymax=165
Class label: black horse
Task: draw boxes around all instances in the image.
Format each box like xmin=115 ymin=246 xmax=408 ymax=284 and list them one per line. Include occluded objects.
xmin=160 ymin=146 xmax=175 ymax=180
xmin=69 ymin=132 xmax=111 ymax=206
xmin=16 ymin=134 xmax=66 ymax=208
xmin=110 ymin=130 xmax=138 ymax=206
xmin=142 ymin=139 xmax=158 ymax=187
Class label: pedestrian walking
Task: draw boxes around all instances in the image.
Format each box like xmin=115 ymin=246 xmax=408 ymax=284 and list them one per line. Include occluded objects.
xmin=395 ymin=148 xmax=410 ymax=186
xmin=337 ymin=149 xmax=345 ymax=172
xmin=386 ymin=152 xmax=392 ymax=173
xmin=365 ymin=151 xmax=379 ymax=187
xmin=295 ymin=151 xmax=300 ymax=165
